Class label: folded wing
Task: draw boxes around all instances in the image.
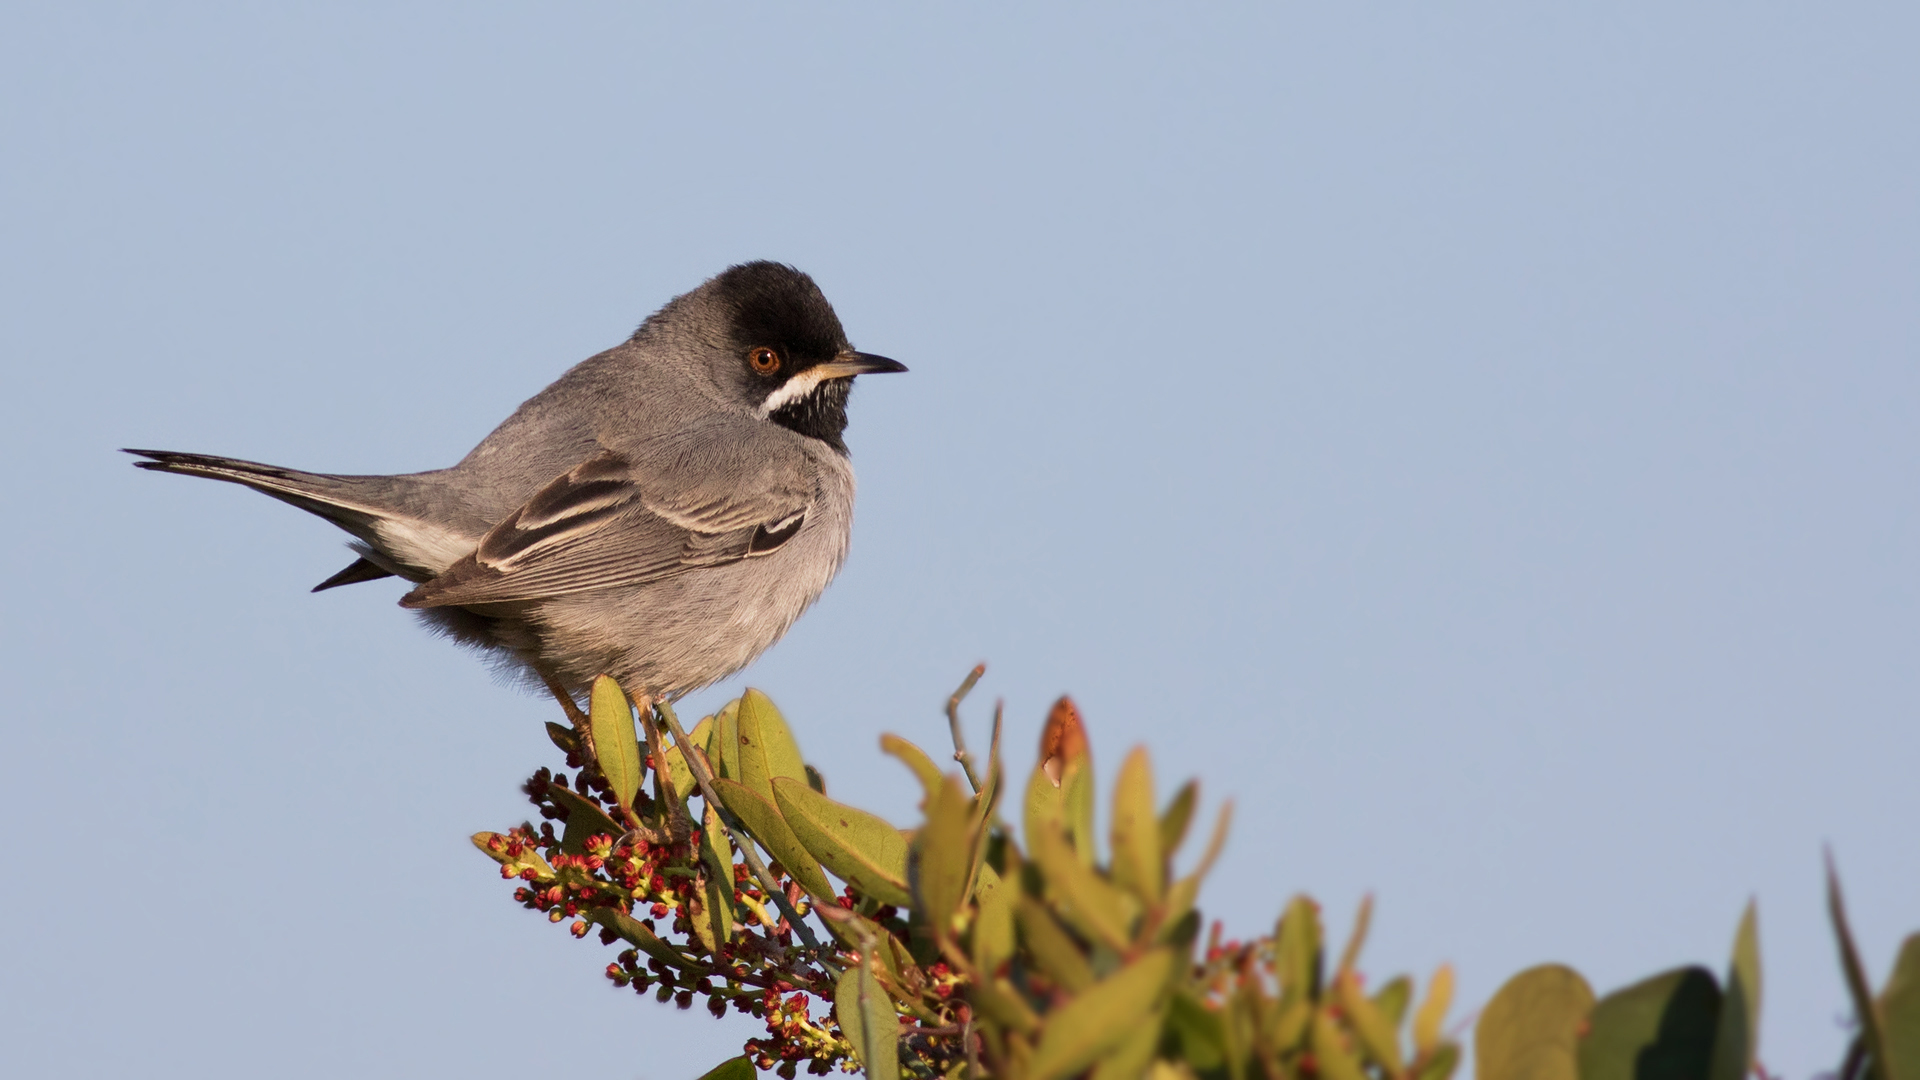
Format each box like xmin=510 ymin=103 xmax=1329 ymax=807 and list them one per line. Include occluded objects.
xmin=400 ymin=443 xmax=813 ymax=609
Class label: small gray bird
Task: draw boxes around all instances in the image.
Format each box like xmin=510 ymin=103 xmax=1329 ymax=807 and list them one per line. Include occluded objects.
xmin=129 ymin=261 xmax=904 ymax=716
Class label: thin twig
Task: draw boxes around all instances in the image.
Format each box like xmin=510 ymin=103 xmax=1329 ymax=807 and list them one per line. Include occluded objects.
xmin=654 ymin=699 xmax=828 ymax=955
xmin=946 ymin=664 xmax=987 ymax=793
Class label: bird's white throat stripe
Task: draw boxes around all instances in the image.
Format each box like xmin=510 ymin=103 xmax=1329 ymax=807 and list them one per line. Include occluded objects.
xmin=755 ymin=369 xmax=831 ymax=418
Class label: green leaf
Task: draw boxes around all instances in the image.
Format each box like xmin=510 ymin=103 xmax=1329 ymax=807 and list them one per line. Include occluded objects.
xmin=1110 ymin=746 xmax=1163 ymax=905
xmin=836 ymin=957 xmax=901 ymax=1080
xmin=1162 ymin=802 xmax=1232 ymax=937
xmin=973 ymin=976 xmax=1042 ymax=1034
xmin=1830 ymin=856 xmax=1894 ymax=1080
xmin=543 ymin=721 xmax=578 ymax=756
xmin=1030 ymin=821 xmax=1138 ymax=952
xmin=588 ymin=675 xmax=643 ymax=809
xmin=772 ymin=776 xmax=912 ymax=908
xmin=1336 ymin=969 xmax=1405 ymax=1075
xmin=1312 ymin=1008 xmax=1371 ymax=1080
xmin=701 ymin=800 xmax=733 ymax=948
xmin=1374 ymin=975 xmax=1414 ymax=1030
xmin=1474 ymin=964 xmax=1594 ymax=1080
xmin=548 ymin=784 xmax=622 ymax=855
xmin=1579 ymin=967 xmax=1722 ymax=1080
xmin=882 ymin=733 xmax=945 ymax=803
xmin=707 ymin=776 xmax=836 ymax=901
xmin=712 ymin=698 xmax=742 ymax=781
xmin=972 ymin=861 xmax=1016 ymax=975
xmin=1091 ymin=1007 xmax=1166 ymax=1080
xmin=1707 ymin=902 xmax=1761 ymax=1080
xmin=1016 ymin=894 xmax=1096 ymax=992
xmin=1026 ymin=762 xmax=1066 ymax=854
xmin=1883 ymin=934 xmax=1920 ymax=1080
xmin=694 ymin=1056 xmax=757 ymax=1080
xmin=589 ymin=906 xmax=686 ymax=968
xmin=1163 ymin=990 xmax=1228 ymax=1073
xmin=1418 ymin=1042 xmax=1463 ymax=1080
xmin=1029 ymin=948 xmax=1176 ymax=1080
xmin=688 ymin=881 xmax=720 ymax=955
xmin=1157 ymin=780 xmax=1198 ymax=861
xmin=911 ymin=772 xmax=975 ymax=942
xmin=1065 ymin=752 xmax=1096 ymax=864
xmin=1415 ymin=964 xmax=1456 ymax=1057
xmin=737 ymin=688 xmax=807 ymax=800
xmin=471 ymin=832 xmax=554 ymax=880
xmin=654 ymin=714 xmax=712 ymax=802
xmin=1276 ymin=895 xmax=1324 ymax=1004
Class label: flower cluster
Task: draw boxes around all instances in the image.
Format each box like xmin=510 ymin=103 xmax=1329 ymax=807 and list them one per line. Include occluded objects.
xmin=478 ymin=756 xmax=849 ymax=1070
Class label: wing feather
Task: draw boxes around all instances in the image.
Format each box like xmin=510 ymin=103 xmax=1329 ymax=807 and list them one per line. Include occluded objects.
xmin=400 ymin=444 xmax=812 ymax=609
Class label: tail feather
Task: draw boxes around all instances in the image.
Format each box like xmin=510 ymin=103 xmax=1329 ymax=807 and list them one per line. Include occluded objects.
xmin=124 ymin=449 xmax=382 ymax=529
xmin=312 ymin=557 xmax=397 ymax=592
xmin=124 ymin=448 xmax=472 ymax=579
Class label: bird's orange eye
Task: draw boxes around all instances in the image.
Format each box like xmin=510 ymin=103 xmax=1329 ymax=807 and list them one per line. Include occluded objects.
xmin=748 ymin=346 xmax=782 ymax=374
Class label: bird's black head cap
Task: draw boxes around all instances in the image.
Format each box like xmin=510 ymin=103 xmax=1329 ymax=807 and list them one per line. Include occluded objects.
xmin=700 ymin=261 xmax=902 ymax=454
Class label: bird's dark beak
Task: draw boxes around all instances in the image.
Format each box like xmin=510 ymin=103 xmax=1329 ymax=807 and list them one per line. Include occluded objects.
xmin=814 ymin=351 xmax=908 ymax=380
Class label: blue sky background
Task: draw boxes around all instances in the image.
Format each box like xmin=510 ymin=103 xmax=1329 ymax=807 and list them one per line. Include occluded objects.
xmin=3 ymin=5 xmax=1915 ymax=1078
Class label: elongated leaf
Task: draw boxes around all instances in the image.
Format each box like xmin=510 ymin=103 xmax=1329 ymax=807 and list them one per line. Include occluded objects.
xmin=1157 ymin=780 xmax=1198 ymax=861
xmin=1579 ymin=966 xmax=1721 ymax=1080
xmin=1030 ymin=822 xmax=1137 ymax=951
xmin=911 ymin=772 xmax=975 ymax=942
xmin=1374 ymin=975 xmax=1414 ymax=1030
xmin=589 ymin=906 xmax=686 ymax=967
xmin=588 ymin=676 xmax=642 ymax=809
xmin=1337 ymin=969 xmax=1405 ymax=1074
xmin=1026 ymin=763 xmax=1066 ymax=854
xmin=1415 ymin=964 xmax=1455 ymax=1056
xmin=1091 ymin=1007 xmax=1165 ymax=1080
xmin=882 ymin=734 xmax=945 ymax=803
xmin=701 ymin=800 xmax=733 ymax=947
xmin=712 ymin=699 xmax=741 ymax=781
xmin=973 ymin=976 xmax=1041 ymax=1034
xmin=737 ymin=688 xmax=807 ymax=800
xmin=548 ymin=785 xmax=622 ymax=855
xmin=773 ymin=776 xmax=912 ymax=908
xmin=836 ymin=958 xmax=900 ymax=1080
xmin=1708 ymin=902 xmax=1761 ymax=1080
xmin=972 ymin=862 xmax=1016 ymax=975
xmin=1110 ymin=746 xmax=1163 ymax=905
xmin=543 ymin=721 xmax=578 ymax=756
xmin=1016 ymin=895 xmax=1096 ymax=992
xmin=694 ymin=1057 xmax=756 ymax=1080
xmin=1830 ymin=858 xmax=1894 ymax=1080
xmin=1419 ymin=1042 xmax=1463 ymax=1080
xmin=1064 ymin=751 xmax=1096 ymax=864
xmin=1161 ymin=801 xmax=1232 ymax=935
xmin=1883 ymin=934 xmax=1920 ymax=1080
xmin=654 ymin=714 xmax=712 ymax=802
xmin=688 ymin=880 xmax=719 ymax=955
xmin=1277 ymin=895 xmax=1323 ymax=1003
xmin=471 ymin=832 xmax=554 ymax=880
xmin=1163 ymin=990 xmax=1228 ymax=1073
xmin=708 ymin=776 xmax=835 ymax=901
xmin=1313 ymin=1009 xmax=1370 ymax=1080
xmin=1029 ymin=948 xmax=1175 ymax=1080
xmin=1475 ymin=964 xmax=1593 ymax=1080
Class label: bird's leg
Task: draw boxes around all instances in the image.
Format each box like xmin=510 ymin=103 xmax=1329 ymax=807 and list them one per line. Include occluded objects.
xmin=533 ymin=664 xmax=594 ymax=760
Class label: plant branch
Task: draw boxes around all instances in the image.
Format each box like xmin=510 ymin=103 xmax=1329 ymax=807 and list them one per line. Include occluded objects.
xmin=946 ymin=663 xmax=987 ymax=792
xmin=654 ymin=699 xmax=829 ymax=955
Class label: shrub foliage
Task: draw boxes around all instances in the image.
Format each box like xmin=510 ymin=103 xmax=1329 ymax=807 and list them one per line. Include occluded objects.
xmin=473 ymin=671 xmax=1919 ymax=1080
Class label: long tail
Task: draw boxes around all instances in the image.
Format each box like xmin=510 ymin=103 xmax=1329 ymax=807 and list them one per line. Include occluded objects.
xmin=124 ymin=449 xmax=405 ymax=590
